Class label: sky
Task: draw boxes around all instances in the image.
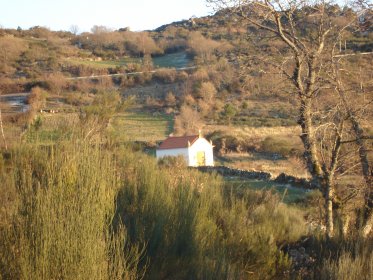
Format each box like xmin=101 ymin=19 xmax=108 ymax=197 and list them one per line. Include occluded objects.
xmin=0 ymin=0 xmax=214 ymax=32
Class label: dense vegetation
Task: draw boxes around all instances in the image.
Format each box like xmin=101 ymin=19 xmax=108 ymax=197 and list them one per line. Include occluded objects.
xmin=0 ymin=1 xmax=372 ymax=279
xmin=1 ymin=135 xmax=371 ymax=279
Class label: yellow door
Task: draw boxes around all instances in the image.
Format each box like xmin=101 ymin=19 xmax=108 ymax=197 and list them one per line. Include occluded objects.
xmin=196 ymin=151 xmax=205 ymax=166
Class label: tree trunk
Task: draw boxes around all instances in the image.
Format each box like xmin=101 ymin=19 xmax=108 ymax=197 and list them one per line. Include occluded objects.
xmin=349 ymin=118 xmax=373 ymax=236
xmin=298 ymin=97 xmax=323 ymax=183
xmin=336 ymin=85 xmax=372 ymax=236
xmin=326 ymin=185 xmax=334 ymax=237
xmin=340 ymin=92 xmax=371 ymax=186
xmin=298 ymin=96 xmax=337 ymax=237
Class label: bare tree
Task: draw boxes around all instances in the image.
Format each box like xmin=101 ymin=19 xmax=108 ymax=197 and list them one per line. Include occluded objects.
xmin=187 ymin=31 xmax=221 ymax=63
xmin=206 ymin=0 xmax=372 ymax=237
xmin=174 ymin=105 xmax=204 ymax=135
xmin=69 ymin=25 xmax=80 ymax=35
xmin=90 ymin=25 xmax=112 ymax=34
xmin=331 ymin=52 xmax=373 ymax=236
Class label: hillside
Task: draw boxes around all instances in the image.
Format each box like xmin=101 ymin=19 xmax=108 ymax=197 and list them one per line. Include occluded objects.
xmin=0 ymin=4 xmax=372 ymax=172
xmin=1 ymin=2 xmax=373 ymax=279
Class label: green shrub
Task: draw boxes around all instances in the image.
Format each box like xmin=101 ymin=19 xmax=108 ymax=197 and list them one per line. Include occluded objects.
xmin=0 ymin=141 xmax=307 ymax=279
xmin=157 ymin=155 xmax=187 ymax=169
xmin=114 ymin=150 xmax=306 ymax=279
xmin=222 ymin=103 xmax=237 ymax=123
xmin=207 ymin=130 xmax=241 ymax=153
xmin=0 ymin=143 xmax=140 ymax=280
xmin=261 ymin=136 xmax=302 ymax=158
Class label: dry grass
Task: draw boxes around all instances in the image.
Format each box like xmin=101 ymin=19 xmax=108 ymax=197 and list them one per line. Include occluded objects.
xmin=0 ymin=123 xmax=23 ymax=149
xmin=123 ymin=82 xmax=184 ymax=101
xmin=40 ymin=112 xmax=79 ymax=127
xmin=204 ymin=124 xmax=301 ymax=139
xmin=204 ymin=125 xmax=308 ymax=177
xmin=64 ymin=57 xmax=140 ymax=69
xmin=221 ymin=152 xmax=309 ymax=178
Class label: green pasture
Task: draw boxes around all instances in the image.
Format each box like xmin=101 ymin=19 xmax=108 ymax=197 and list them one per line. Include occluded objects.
xmin=152 ymin=52 xmax=191 ymax=68
xmin=225 ymin=177 xmax=308 ymax=204
xmin=109 ymin=111 xmax=174 ymax=143
xmin=24 ymin=113 xmax=78 ymax=144
xmin=66 ymin=51 xmax=191 ymax=70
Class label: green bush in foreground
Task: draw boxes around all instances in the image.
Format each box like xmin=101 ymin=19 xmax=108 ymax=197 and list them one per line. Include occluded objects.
xmin=0 ymin=141 xmax=307 ymax=279
xmin=308 ymin=236 xmax=373 ymax=280
xmin=114 ymin=149 xmax=306 ymax=279
xmin=9 ymin=140 xmax=373 ymax=279
xmin=0 ymin=143 xmax=140 ymax=280
xmin=321 ymin=251 xmax=373 ymax=280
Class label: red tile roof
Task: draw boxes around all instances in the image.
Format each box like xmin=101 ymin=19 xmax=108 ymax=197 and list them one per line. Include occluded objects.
xmin=158 ymin=135 xmax=199 ymax=150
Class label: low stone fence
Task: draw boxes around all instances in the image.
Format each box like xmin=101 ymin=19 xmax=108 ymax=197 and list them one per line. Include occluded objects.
xmin=196 ymin=166 xmax=272 ymax=180
xmin=195 ymin=166 xmax=315 ymax=190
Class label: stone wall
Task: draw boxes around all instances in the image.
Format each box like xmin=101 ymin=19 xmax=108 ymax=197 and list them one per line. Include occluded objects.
xmin=195 ymin=166 xmax=315 ymax=190
xmin=195 ymin=166 xmax=272 ymax=180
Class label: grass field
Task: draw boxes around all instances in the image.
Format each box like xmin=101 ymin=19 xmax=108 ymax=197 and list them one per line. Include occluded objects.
xmin=24 ymin=113 xmax=79 ymax=144
xmin=109 ymin=111 xmax=174 ymax=143
xmin=225 ymin=177 xmax=308 ymax=204
xmin=204 ymin=124 xmax=309 ymax=177
xmin=219 ymin=152 xmax=309 ymax=178
xmin=17 ymin=110 xmax=173 ymax=145
xmin=66 ymin=51 xmax=191 ymax=70
xmin=152 ymin=52 xmax=191 ymax=68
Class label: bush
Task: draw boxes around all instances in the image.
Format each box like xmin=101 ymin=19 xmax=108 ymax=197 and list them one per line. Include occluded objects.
xmin=261 ymin=136 xmax=302 ymax=158
xmin=64 ymin=91 xmax=92 ymax=106
xmin=222 ymin=103 xmax=237 ymax=124
xmin=114 ymin=149 xmax=305 ymax=279
xmin=158 ymin=155 xmax=187 ymax=169
xmin=152 ymin=68 xmax=177 ymax=83
xmin=0 ymin=141 xmax=307 ymax=279
xmin=207 ymin=131 xmax=252 ymax=154
xmin=0 ymin=143 xmax=141 ymax=279
xmin=320 ymin=251 xmax=373 ymax=280
xmin=304 ymin=237 xmax=373 ymax=280
xmin=27 ymin=86 xmax=48 ymax=110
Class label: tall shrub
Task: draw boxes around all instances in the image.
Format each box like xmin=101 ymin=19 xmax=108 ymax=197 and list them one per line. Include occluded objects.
xmin=0 ymin=143 xmax=140 ymax=280
xmin=114 ymin=149 xmax=305 ymax=279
